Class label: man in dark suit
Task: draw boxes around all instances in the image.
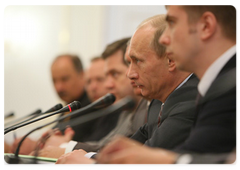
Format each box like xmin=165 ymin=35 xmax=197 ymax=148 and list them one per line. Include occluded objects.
xmin=123 ymin=15 xmax=199 ymax=149
xmin=95 ymin=5 xmax=236 ymax=164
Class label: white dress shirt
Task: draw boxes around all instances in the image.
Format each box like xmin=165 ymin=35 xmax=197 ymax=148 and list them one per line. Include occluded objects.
xmin=198 ymin=45 xmax=236 ymax=97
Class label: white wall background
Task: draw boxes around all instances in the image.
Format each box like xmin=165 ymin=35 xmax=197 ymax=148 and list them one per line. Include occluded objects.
xmin=4 ymin=5 xmax=166 ymax=143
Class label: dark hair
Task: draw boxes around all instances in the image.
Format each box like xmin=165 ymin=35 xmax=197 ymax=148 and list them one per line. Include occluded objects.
xmin=180 ymin=5 xmax=236 ymax=41
xmin=101 ymin=37 xmax=131 ymax=66
xmin=54 ymin=54 xmax=83 ymax=73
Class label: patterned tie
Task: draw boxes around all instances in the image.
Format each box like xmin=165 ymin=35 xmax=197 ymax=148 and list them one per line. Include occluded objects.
xmin=157 ymin=103 xmax=164 ymax=127
xmin=195 ymin=92 xmax=202 ymax=105
xmin=193 ymin=92 xmax=203 ymax=126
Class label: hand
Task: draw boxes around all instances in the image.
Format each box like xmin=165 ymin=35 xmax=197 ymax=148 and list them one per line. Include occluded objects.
xmin=11 ymin=137 xmax=37 ymax=155
xmin=97 ymin=136 xmax=178 ymax=164
xmin=56 ymin=149 xmax=95 ymax=164
xmin=41 ymin=127 xmax=75 ymax=148
xmin=29 ymin=145 xmax=65 ymax=159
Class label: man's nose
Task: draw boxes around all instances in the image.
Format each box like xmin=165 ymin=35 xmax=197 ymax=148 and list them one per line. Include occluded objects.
xmin=126 ymin=66 xmax=138 ymax=80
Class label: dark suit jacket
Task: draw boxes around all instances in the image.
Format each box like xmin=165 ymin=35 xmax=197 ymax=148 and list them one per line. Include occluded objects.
xmin=131 ymin=74 xmax=199 ymax=150
xmin=175 ymin=55 xmax=236 ymax=154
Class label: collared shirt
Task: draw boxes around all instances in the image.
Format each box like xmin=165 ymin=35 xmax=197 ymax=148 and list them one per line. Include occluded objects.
xmin=176 ymin=73 xmax=193 ymax=91
xmin=198 ymin=45 xmax=236 ymax=97
xmin=161 ymin=73 xmax=193 ymax=109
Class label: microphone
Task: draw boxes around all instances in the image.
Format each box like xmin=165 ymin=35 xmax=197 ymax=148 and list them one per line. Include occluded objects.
xmin=4 ymin=109 xmax=42 ymax=127
xmin=5 ymin=103 xmax=63 ymax=131
xmin=42 ymin=103 xmax=63 ymax=114
xmin=4 ymin=112 xmax=15 ymax=119
xmin=90 ymin=93 xmax=116 ymax=109
xmin=4 ymin=101 xmax=81 ymax=134
xmin=57 ymin=96 xmax=136 ymax=130
xmin=5 ymin=96 xmax=135 ymax=163
xmin=67 ymin=93 xmax=116 ymax=119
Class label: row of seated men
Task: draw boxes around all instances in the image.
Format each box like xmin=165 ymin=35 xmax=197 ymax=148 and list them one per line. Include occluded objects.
xmin=5 ymin=5 xmax=236 ymax=164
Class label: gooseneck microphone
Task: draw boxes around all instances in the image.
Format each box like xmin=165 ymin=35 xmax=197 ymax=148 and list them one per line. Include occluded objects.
xmin=4 ymin=109 xmax=42 ymax=127
xmin=4 ymin=101 xmax=81 ymax=134
xmin=65 ymin=93 xmax=116 ymax=119
xmin=43 ymin=103 xmax=63 ymax=114
xmin=56 ymin=96 xmax=136 ymax=131
xmin=13 ymin=95 xmax=134 ymax=161
xmin=5 ymin=104 xmax=63 ymax=131
xmin=4 ymin=112 xmax=15 ymax=119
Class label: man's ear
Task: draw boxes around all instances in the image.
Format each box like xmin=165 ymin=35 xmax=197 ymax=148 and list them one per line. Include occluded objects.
xmin=199 ymin=11 xmax=217 ymax=40
xmin=167 ymin=57 xmax=176 ymax=72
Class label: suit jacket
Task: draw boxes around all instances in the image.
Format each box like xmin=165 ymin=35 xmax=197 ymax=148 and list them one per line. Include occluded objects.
xmin=175 ymin=55 xmax=236 ymax=154
xmin=131 ymin=74 xmax=199 ymax=150
xmin=73 ymin=98 xmax=148 ymax=152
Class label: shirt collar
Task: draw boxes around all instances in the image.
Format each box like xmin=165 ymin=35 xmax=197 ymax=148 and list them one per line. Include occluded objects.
xmin=164 ymin=73 xmax=193 ymax=104
xmin=198 ymin=45 xmax=236 ymax=96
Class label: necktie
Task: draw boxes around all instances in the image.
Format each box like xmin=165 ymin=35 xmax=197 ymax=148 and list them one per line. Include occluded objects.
xmin=157 ymin=103 xmax=164 ymax=127
xmin=193 ymin=92 xmax=203 ymax=126
xmin=195 ymin=92 xmax=202 ymax=106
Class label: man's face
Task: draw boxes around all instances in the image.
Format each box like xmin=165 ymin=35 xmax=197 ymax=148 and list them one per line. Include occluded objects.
xmin=159 ymin=5 xmax=200 ymax=72
xmin=104 ymin=50 xmax=135 ymax=102
xmin=51 ymin=57 xmax=84 ymax=103
xmin=127 ymin=25 xmax=169 ymax=100
xmin=85 ymin=59 xmax=108 ymax=102
xmin=124 ymin=46 xmax=142 ymax=96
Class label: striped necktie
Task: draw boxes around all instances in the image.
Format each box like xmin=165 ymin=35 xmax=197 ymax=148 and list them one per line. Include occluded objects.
xmin=157 ymin=103 xmax=164 ymax=127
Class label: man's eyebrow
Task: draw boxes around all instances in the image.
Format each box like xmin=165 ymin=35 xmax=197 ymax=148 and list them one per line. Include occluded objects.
xmin=130 ymin=55 xmax=138 ymax=60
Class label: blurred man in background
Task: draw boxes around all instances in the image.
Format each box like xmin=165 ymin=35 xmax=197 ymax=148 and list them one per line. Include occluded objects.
xmin=11 ymin=54 xmax=91 ymax=154
xmin=85 ymin=57 xmax=108 ymax=102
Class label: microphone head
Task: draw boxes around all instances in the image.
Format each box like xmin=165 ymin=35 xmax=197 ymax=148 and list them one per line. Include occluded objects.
xmin=44 ymin=103 xmax=63 ymax=113
xmin=69 ymin=101 xmax=82 ymax=111
xmin=54 ymin=103 xmax=63 ymax=111
xmin=104 ymin=93 xmax=116 ymax=104
xmin=93 ymin=93 xmax=116 ymax=109
xmin=4 ymin=112 xmax=14 ymax=119
xmin=30 ymin=109 xmax=42 ymax=116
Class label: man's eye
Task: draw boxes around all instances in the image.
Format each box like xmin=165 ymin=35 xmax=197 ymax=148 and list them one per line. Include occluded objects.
xmin=112 ymin=72 xmax=119 ymax=78
xmin=168 ymin=20 xmax=174 ymax=26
